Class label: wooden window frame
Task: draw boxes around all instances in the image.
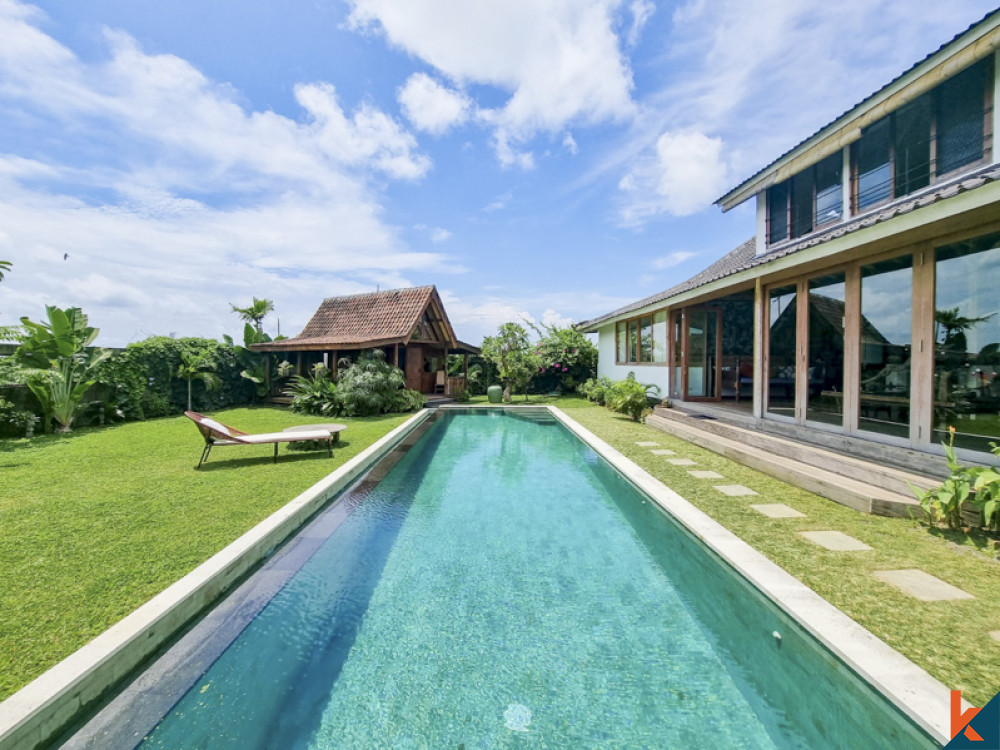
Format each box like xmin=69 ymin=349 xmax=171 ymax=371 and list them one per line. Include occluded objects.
xmin=614 ymin=309 xmax=670 ymax=366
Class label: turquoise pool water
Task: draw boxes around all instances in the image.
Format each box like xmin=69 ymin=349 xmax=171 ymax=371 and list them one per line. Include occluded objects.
xmin=140 ymin=410 xmax=934 ymax=748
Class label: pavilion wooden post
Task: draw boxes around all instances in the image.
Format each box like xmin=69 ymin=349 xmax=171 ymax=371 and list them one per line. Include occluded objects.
xmin=264 ymin=357 xmax=271 ymax=397
xmin=394 ymin=344 xmax=399 ymax=367
xmin=296 ymin=352 xmax=303 ymax=376
xmin=331 ymin=351 xmax=339 ymax=381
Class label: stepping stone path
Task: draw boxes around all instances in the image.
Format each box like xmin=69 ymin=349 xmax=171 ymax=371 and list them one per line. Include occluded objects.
xmin=799 ymin=530 xmax=872 ymax=551
xmin=688 ymin=470 xmax=724 ymax=480
xmin=635 ymin=441 xmax=659 ymax=447
xmin=873 ymin=569 xmax=974 ymax=601
xmin=713 ymin=484 xmax=758 ymax=497
xmin=751 ymin=504 xmax=806 ymax=519
xmin=667 ymin=458 xmax=697 ymax=466
xmin=650 ymin=449 xmax=676 ymax=456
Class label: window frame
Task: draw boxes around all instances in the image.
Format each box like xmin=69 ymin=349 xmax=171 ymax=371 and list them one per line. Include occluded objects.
xmin=614 ymin=309 xmax=670 ymax=365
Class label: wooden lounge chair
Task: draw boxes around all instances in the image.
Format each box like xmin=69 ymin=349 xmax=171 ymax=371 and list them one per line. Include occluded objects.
xmin=184 ymin=411 xmax=333 ymax=468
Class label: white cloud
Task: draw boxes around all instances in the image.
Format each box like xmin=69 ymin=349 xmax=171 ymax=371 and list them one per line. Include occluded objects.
xmin=540 ymin=308 xmax=574 ymax=329
xmin=397 ymin=72 xmax=471 ymax=135
xmin=651 ymin=250 xmax=696 ymax=270
xmin=0 ymin=1 xmax=443 ymax=344
xmin=483 ymin=191 xmax=512 ymax=212
xmin=618 ymin=130 xmax=729 ymax=223
xmin=626 ymin=0 xmax=655 ymax=47
xmin=346 ymin=0 xmax=637 ymax=166
xmin=562 ymin=132 xmax=578 ymax=155
xmin=430 ymin=227 xmax=452 ymax=242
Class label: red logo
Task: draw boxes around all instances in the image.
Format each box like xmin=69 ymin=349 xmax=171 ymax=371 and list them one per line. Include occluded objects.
xmin=953 ymin=691 xmax=984 ymax=742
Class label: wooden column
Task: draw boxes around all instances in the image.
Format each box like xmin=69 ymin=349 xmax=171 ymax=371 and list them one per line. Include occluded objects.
xmin=331 ymin=351 xmax=338 ymax=380
xmin=795 ymin=279 xmax=809 ymax=424
xmin=394 ymin=344 xmax=399 ymax=367
xmin=842 ymin=264 xmax=862 ymax=432
xmin=296 ymin=352 xmax=303 ymax=376
xmin=910 ymin=244 xmax=935 ymax=446
xmin=752 ymin=278 xmax=765 ymax=420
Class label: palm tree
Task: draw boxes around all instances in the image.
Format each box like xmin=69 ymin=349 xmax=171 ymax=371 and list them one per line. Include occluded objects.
xmin=176 ymin=349 xmax=221 ymax=411
xmin=0 ymin=260 xmax=10 ymax=282
xmin=229 ymin=297 xmax=275 ymax=334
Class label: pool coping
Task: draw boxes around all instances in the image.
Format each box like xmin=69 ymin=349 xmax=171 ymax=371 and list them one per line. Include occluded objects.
xmin=536 ymin=404 xmax=953 ymax=745
xmin=0 ymin=409 xmax=435 ymax=750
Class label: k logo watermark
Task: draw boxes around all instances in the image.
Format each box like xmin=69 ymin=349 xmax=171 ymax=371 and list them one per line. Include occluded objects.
xmin=946 ymin=690 xmax=1000 ymax=748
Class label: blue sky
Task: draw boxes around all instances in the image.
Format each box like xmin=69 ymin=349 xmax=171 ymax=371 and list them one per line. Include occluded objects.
xmin=0 ymin=0 xmax=996 ymax=346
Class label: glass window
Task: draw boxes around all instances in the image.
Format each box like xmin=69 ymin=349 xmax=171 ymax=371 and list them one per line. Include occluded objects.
xmin=653 ymin=310 xmax=667 ymax=363
xmin=639 ymin=315 xmax=653 ymax=362
xmin=859 ymin=256 xmax=913 ymax=438
xmin=814 ymin=152 xmax=842 ymax=226
xmin=672 ymin=312 xmax=683 ymax=398
xmin=791 ymin=172 xmax=814 ymax=239
xmin=767 ymin=284 xmax=797 ymax=418
xmin=936 ymin=59 xmax=988 ymax=176
xmin=768 ymin=182 xmax=789 ymax=244
xmin=933 ymin=232 xmax=1000 ymax=452
xmin=806 ymin=273 xmax=846 ymax=426
xmin=894 ymin=97 xmax=931 ymax=197
xmin=627 ymin=320 xmax=638 ymax=364
xmin=616 ymin=322 xmax=626 ymax=363
xmin=856 ymin=119 xmax=892 ymax=210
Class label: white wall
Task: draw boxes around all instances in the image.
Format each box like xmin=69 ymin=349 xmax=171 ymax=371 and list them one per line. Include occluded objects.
xmin=595 ymin=323 xmax=671 ymax=397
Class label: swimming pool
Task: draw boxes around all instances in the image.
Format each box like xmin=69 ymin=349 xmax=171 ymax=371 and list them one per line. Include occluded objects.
xmin=82 ymin=409 xmax=936 ymax=748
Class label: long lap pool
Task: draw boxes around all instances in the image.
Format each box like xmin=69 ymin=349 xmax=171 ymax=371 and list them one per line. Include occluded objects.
xmin=100 ymin=409 xmax=934 ymax=748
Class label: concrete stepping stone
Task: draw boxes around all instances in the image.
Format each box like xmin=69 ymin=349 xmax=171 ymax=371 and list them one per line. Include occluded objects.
xmin=799 ymin=530 xmax=872 ymax=551
xmin=751 ymin=504 xmax=806 ymax=518
xmin=635 ymin=441 xmax=659 ymax=447
xmin=713 ymin=484 xmax=758 ymax=497
xmin=667 ymin=458 xmax=697 ymax=466
xmin=650 ymin=449 xmax=676 ymax=456
xmin=990 ymin=631 xmax=1000 ymax=643
xmin=688 ymin=470 xmax=724 ymax=480
xmin=873 ymin=569 xmax=974 ymax=601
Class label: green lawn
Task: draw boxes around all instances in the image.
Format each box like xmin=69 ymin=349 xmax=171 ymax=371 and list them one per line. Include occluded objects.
xmin=2 ymin=397 xmax=999 ymax=708
xmin=0 ymin=407 xmax=410 ymax=700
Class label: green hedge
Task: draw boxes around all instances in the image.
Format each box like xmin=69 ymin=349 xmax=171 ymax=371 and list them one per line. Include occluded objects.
xmin=95 ymin=337 xmax=254 ymax=420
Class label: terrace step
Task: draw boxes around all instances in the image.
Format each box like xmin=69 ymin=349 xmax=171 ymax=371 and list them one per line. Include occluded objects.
xmin=645 ymin=411 xmax=929 ymax=519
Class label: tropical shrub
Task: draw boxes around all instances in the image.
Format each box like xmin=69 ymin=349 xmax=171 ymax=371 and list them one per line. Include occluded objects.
xmin=337 ymin=350 xmax=408 ymax=417
xmin=96 ymin=337 xmax=252 ymax=420
xmin=287 ymin=373 xmax=341 ymax=416
xmin=391 ymin=388 xmax=427 ymax=413
xmin=16 ymin=306 xmax=110 ymax=433
xmin=176 ymin=349 xmax=221 ymax=412
xmin=529 ymin=323 xmax=598 ymax=394
xmin=579 ymin=376 xmax=613 ymax=405
xmin=0 ymin=396 xmax=37 ymax=438
xmin=605 ymin=373 xmax=661 ymax=423
xmin=914 ymin=428 xmax=1000 ymax=531
xmin=481 ymin=322 xmax=538 ymax=402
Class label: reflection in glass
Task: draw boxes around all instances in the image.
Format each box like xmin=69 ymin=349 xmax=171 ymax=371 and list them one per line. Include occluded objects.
xmin=616 ymin=322 xmax=626 ymax=363
xmin=671 ymin=312 xmax=682 ymax=398
xmin=627 ymin=320 xmax=638 ymax=364
xmin=687 ymin=310 xmax=718 ymax=398
xmin=934 ymin=233 xmax=1000 ymax=452
xmin=653 ymin=311 xmax=667 ymax=363
xmin=806 ymin=273 xmax=846 ymax=425
xmin=767 ymin=285 xmax=797 ymax=417
xmin=639 ymin=315 xmax=653 ymax=362
xmin=856 ymin=119 xmax=891 ymax=209
xmin=859 ymin=256 xmax=912 ymax=438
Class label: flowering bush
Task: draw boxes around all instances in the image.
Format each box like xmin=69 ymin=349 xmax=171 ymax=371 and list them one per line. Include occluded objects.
xmin=530 ymin=324 xmax=597 ymax=394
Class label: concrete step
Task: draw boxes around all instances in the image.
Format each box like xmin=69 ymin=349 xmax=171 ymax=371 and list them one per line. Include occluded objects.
xmin=645 ymin=412 xmax=926 ymax=519
xmin=652 ymin=406 xmax=940 ymax=495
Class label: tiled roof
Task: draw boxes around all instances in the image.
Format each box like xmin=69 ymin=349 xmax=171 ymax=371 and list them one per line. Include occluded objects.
xmin=716 ymin=8 xmax=1000 ymax=208
xmin=256 ymin=285 xmax=447 ymax=350
xmin=577 ymin=237 xmax=757 ymax=331
xmin=579 ymin=161 xmax=1000 ymax=332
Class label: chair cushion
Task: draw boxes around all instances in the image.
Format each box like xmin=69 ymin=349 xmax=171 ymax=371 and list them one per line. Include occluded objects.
xmin=237 ymin=430 xmax=331 ymax=444
xmin=200 ymin=418 xmax=231 ymax=436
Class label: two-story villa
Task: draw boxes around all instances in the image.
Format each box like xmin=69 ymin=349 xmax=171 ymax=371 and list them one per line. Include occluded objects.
xmin=580 ymin=10 xmax=1000 ymax=465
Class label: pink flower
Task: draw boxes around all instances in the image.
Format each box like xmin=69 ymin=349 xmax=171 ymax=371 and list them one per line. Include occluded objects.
xmin=562 ymin=367 xmax=568 ymax=372
xmin=554 ymin=363 xmax=561 ymax=368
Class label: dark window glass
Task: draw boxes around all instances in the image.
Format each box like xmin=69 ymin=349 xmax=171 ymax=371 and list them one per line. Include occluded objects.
xmin=937 ymin=59 xmax=987 ymax=175
xmin=894 ymin=97 xmax=931 ymax=197
xmin=627 ymin=320 xmax=638 ymax=364
xmin=639 ymin=315 xmax=653 ymax=362
xmin=768 ymin=182 xmax=789 ymax=244
xmin=616 ymin=322 xmax=626 ymax=363
xmin=671 ymin=312 xmax=683 ymax=397
xmin=856 ymin=119 xmax=892 ymax=209
xmin=814 ymin=152 xmax=842 ymax=225
xmin=806 ymin=273 xmax=846 ymax=426
xmin=859 ymin=256 xmax=913 ymax=438
xmin=933 ymin=232 xmax=1000 ymax=452
xmin=791 ymin=172 xmax=814 ymax=239
xmin=767 ymin=285 xmax=797 ymax=417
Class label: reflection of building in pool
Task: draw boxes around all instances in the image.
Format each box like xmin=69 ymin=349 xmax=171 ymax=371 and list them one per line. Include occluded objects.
xmin=581 ymin=9 xmax=1000 ymax=457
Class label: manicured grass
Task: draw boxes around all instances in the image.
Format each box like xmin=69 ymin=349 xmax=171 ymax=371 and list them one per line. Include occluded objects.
xmin=0 ymin=407 xmax=410 ymax=700
xmin=553 ymin=398 xmax=1000 ymax=706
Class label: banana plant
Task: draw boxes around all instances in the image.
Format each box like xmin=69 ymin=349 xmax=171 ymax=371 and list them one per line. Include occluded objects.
xmin=17 ymin=306 xmax=109 ymax=433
